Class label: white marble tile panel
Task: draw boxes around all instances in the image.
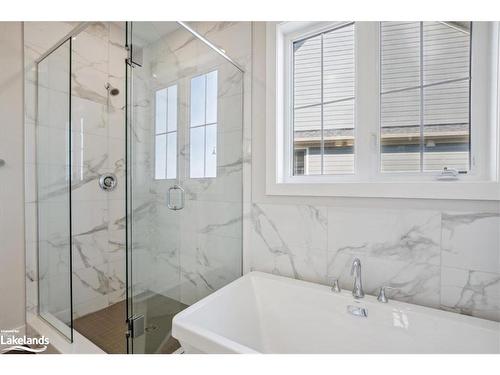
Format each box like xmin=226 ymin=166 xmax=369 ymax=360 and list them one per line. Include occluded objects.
xmin=442 ymin=212 xmax=500 ymax=274
xmin=251 ymin=203 xmax=328 ymax=250
xmin=327 ymin=207 xmax=441 ymax=307
xmin=441 ymin=267 xmax=500 ymax=321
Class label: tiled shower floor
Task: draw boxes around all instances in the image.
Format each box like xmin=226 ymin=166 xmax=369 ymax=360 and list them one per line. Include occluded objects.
xmin=73 ymin=294 xmax=188 ymax=354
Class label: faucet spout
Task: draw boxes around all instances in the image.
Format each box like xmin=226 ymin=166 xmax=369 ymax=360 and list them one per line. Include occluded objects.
xmin=350 ymin=257 xmax=365 ymax=299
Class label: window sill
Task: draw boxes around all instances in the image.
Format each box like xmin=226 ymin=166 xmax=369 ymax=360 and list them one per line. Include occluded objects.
xmin=266 ymin=180 xmax=500 ymax=200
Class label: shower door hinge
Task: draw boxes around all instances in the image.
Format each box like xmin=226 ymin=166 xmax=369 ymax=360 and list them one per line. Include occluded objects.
xmin=127 ymin=314 xmax=145 ymax=338
xmin=127 ymin=45 xmax=143 ymax=67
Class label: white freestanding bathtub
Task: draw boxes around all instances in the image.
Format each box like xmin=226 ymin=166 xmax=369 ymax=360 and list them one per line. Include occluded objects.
xmin=172 ymin=272 xmax=500 ymax=354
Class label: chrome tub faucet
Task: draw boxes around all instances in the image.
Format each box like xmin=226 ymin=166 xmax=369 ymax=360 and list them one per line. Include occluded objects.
xmin=351 ymin=257 xmax=364 ymax=299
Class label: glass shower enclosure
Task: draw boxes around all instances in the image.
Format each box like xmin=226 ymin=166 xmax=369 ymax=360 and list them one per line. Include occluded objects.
xmin=33 ymin=21 xmax=243 ymax=353
xmin=126 ymin=21 xmax=244 ymax=353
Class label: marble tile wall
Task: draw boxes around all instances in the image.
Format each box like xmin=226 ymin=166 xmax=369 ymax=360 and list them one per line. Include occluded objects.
xmin=249 ymin=203 xmax=500 ymax=321
xmin=69 ymin=22 xmax=127 ymax=318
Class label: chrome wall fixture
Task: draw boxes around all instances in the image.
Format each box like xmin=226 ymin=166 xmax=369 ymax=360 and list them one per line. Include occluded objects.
xmin=99 ymin=173 xmax=117 ymax=191
xmin=105 ymin=82 xmax=120 ymax=96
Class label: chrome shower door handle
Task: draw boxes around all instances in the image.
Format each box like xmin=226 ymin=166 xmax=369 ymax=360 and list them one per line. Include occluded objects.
xmin=167 ymin=184 xmax=185 ymax=210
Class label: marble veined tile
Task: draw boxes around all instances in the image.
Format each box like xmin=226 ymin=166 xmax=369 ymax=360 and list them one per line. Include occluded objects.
xmin=72 ymin=27 xmax=109 ymax=75
xmin=328 ymin=208 xmax=441 ymax=265
xmin=179 ymin=233 xmax=241 ymax=305
xmin=327 ymin=208 xmax=441 ymax=307
xmin=181 ymin=169 xmax=243 ymax=203
xmin=181 ymin=200 xmax=243 ymax=239
xmin=36 ymin=163 xmax=70 ymax=202
xmin=249 ymin=242 xmax=328 ymax=285
xmin=71 ymin=200 xmax=108 ymax=235
xmin=72 ymin=60 xmax=108 ymax=105
xmin=251 ymin=203 xmax=328 ymax=250
xmin=441 ymin=267 xmax=500 ymax=321
xmin=442 ymin=211 xmax=500 ymax=274
xmin=72 ymin=96 xmax=108 ymax=137
xmin=72 ymin=263 xmax=118 ymax=305
xmin=249 ymin=203 xmax=328 ymax=282
xmin=72 ymin=230 xmax=108 ymax=271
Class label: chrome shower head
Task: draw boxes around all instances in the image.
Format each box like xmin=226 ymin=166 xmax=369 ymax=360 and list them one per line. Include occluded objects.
xmin=105 ymin=83 xmax=120 ymax=96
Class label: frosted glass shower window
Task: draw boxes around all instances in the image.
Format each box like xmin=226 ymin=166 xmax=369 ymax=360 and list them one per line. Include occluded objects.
xmin=154 ymin=85 xmax=177 ymax=179
xmin=190 ymin=70 xmax=218 ymax=178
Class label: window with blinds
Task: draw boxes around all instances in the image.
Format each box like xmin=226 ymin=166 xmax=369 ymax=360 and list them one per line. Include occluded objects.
xmin=292 ymin=22 xmax=355 ymax=176
xmin=380 ymin=22 xmax=471 ymax=173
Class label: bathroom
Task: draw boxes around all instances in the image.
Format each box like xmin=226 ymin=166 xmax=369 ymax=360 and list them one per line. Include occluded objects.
xmin=0 ymin=0 xmax=499 ymax=372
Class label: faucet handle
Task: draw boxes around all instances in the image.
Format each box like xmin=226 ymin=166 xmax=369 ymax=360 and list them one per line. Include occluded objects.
xmin=377 ymin=286 xmax=395 ymax=303
xmin=331 ymin=278 xmax=341 ymax=293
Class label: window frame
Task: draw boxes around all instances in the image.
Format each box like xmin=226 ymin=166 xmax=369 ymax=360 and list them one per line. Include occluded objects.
xmin=265 ymin=21 xmax=500 ymax=200
xmin=290 ymin=21 xmax=357 ymax=177
xmin=283 ymin=22 xmax=359 ymax=183
xmin=379 ymin=21 xmax=473 ymax=177
xmin=188 ymin=69 xmax=219 ymax=179
xmin=153 ymin=83 xmax=178 ymax=181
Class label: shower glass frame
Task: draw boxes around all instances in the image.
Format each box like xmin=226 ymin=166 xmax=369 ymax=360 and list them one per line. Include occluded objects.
xmin=125 ymin=21 xmax=245 ymax=354
xmin=35 ymin=37 xmax=74 ymax=341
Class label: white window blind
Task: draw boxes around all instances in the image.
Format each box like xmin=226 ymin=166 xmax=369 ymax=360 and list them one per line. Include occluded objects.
xmin=292 ymin=22 xmax=355 ymax=175
xmin=380 ymin=21 xmax=471 ymax=173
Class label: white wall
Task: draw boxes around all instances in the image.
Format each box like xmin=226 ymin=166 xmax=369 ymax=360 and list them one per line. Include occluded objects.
xmin=0 ymin=22 xmax=26 ymax=332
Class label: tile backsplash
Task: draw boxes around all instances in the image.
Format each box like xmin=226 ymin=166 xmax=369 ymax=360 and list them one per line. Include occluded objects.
xmin=249 ymin=203 xmax=500 ymax=321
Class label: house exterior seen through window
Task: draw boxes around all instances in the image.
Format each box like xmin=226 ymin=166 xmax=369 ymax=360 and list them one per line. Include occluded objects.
xmin=380 ymin=22 xmax=471 ymax=173
xmin=290 ymin=21 xmax=471 ymax=177
xmin=292 ymin=22 xmax=355 ymax=175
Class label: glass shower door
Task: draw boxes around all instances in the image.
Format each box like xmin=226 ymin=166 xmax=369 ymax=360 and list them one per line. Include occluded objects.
xmin=36 ymin=38 xmax=73 ymax=340
xmin=126 ymin=21 xmax=244 ymax=354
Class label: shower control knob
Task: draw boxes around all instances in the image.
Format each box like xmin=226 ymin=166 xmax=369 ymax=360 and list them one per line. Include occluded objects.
xmin=99 ymin=173 xmax=117 ymax=191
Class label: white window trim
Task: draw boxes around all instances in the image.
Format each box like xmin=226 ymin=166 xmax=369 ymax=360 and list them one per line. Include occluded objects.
xmin=266 ymin=21 xmax=500 ymax=200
